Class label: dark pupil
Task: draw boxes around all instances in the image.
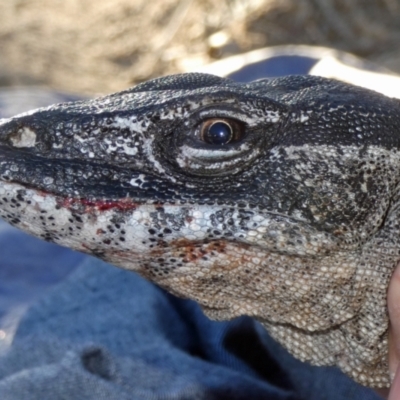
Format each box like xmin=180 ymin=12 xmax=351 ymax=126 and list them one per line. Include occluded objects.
xmin=206 ymin=122 xmax=232 ymax=145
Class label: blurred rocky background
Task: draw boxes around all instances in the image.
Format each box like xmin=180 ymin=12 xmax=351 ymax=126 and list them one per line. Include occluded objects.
xmin=0 ymin=0 xmax=400 ymax=95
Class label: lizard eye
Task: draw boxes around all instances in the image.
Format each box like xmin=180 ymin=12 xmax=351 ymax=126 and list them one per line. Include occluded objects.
xmin=170 ymin=111 xmax=262 ymax=176
xmin=200 ymin=118 xmax=244 ymax=145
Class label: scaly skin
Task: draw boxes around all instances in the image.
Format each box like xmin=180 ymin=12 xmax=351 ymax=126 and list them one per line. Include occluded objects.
xmin=1 ymin=73 xmax=400 ymax=387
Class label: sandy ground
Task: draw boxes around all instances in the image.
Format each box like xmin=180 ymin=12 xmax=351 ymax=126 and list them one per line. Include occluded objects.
xmin=0 ymin=0 xmax=400 ymax=95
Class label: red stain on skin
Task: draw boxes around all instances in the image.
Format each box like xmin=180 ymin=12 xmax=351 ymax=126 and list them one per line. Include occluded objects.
xmin=168 ymin=238 xmax=229 ymax=263
xmin=59 ymin=197 xmax=138 ymax=212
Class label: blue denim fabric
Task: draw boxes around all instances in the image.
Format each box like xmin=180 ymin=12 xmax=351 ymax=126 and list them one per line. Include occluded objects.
xmin=0 ymin=253 xmax=381 ymax=399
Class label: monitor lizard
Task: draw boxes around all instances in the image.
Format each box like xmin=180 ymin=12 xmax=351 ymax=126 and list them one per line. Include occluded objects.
xmin=0 ymin=73 xmax=399 ymax=388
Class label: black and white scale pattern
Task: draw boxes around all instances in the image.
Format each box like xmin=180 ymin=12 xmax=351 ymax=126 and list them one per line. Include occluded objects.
xmin=1 ymin=73 xmax=400 ymax=387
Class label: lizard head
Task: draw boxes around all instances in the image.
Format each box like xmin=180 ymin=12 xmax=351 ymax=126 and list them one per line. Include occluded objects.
xmin=1 ymin=73 xmax=400 ymax=386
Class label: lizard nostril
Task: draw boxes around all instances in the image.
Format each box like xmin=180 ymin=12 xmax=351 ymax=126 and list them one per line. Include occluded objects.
xmin=0 ymin=118 xmax=38 ymax=149
xmin=9 ymin=126 xmax=37 ymax=148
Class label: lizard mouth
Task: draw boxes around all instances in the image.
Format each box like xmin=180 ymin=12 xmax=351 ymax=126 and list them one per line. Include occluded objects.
xmin=57 ymin=197 xmax=140 ymax=212
xmin=0 ymin=175 xmax=341 ymax=263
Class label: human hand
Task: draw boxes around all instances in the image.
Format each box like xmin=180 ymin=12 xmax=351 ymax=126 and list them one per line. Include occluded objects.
xmin=386 ymin=263 xmax=400 ymax=399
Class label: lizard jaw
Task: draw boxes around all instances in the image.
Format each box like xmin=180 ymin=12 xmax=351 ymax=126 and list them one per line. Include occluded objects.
xmin=0 ymin=178 xmax=358 ymax=327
